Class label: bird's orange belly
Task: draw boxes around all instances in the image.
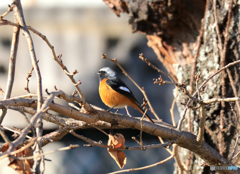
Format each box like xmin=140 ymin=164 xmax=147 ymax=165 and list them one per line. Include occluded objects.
xmin=99 ymin=79 xmax=133 ymax=108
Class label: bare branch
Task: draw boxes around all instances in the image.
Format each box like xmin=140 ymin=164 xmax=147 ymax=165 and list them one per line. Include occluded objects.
xmin=219 ymin=0 xmax=233 ymax=155
xmin=139 ymin=53 xmax=175 ymax=83
xmin=0 ymin=10 xmax=20 ymax=124
xmin=41 ymin=127 xmax=69 ymax=147
xmin=170 ymin=88 xmax=177 ymax=127
xmin=0 ymin=139 xmax=35 ymax=160
xmin=13 ymin=1 xmax=43 ymax=171
xmin=1 ymin=126 xmax=32 ymax=139
xmin=189 ymin=0 xmax=209 ymax=95
xmin=227 ymin=68 xmax=240 ymax=119
xmin=213 ymin=0 xmax=223 ymax=52
xmin=11 ymin=144 xmax=79 ymax=160
xmin=109 ymin=144 xmax=177 ymax=174
xmin=0 ymin=97 xmax=233 ymax=167
xmin=229 ymin=134 xmax=240 ymax=162
xmin=0 ymin=4 xmax=14 ymax=19
xmin=204 ymin=97 xmax=240 ymax=104
xmin=3 ymin=91 xmax=61 ymax=157
xmin=174 ymin=145 xmax=188 ymax=173
xmin=196 ymin=104 xmax=206 ymax=144
xmin=0 ymin=127 xmax=12 ymax=146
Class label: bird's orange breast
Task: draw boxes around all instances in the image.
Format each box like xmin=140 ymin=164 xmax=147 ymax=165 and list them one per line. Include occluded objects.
xmin=99 ymin=78 xmax=135 ymax=108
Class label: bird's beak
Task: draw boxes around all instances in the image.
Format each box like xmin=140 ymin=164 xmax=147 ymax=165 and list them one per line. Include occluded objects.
xmin=95 ymin=72 xmax=100 ymax=75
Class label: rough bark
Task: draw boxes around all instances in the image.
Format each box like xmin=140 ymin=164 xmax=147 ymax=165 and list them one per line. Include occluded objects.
xmin=103 ymin=0 xmax=240 ymax=173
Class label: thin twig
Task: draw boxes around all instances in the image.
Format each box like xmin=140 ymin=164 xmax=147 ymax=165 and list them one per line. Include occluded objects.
xmin=11 ymin=144 xmax=79 ymax=160
xmin=0 ymin=18 xmax=19 ymax=27
xmin=194 ymin=60 xmax=240 ymax=97
xmin=3 ymin=91 xmax=61 ymax=157
xmin=111 ymin=155 xmax=174 ymax=173
xmin=71 ymin=129 xmax=171 ymax=151
xmin=13 ymin=1 xmax=43 ymax=171
xmin=185 ymin=2 xmax=209 ymax=166
xmin=232 ymin=151 xmax=240 ymax=162
xmin=229 ymin=102 xmax=238 ymax=123
xmin=0 ymin=127 xmax=12 ymax=146
xmin=186 ymin=109 xmax=192 ymax=171
xmin=54 ymin=55 xmax=93 ymax=112
xmin=40 ymin=127 xmax=69 ymax=147
xmin=109 ymin=144 xmax=177 ymax=174
xmin=11 ymin=93 xmax=38 ymax=99
xmin=213 ymin=0 xmax=223 ymax=52
xmin=177 ymin=99 xmax=193 ymax=130
xmin=226 ymin=68 xmax=240 ymax=119
xmin=139 ymin=53 xmax=175 ymax=83
xmin=54 ymin=89 xmax=86 ymax=106
xmin=25 ymin=60 xmax=39 ymax=93
xmin=229 ymin=134 xmax=239 ymax=162
xmin=219 ymin=0 xmax=233 ymax=155
xmin=170 ymin=88 xmax=178 ymax=127
xmin=132 ymin=136 xmax=141 ymax=145
xmin=140 ymin=109 xmax=148 ymax=150
xmin=89 ymin=124 xmax=109 ymax=136
xmin=0 ymin=18 xmax=92 ymax=113
xmin=0 ymin=4 xmax=14 ymax=19
xmin=204 ymin=97 xmax=240 ymax=104
xmin=13 ymin=0 xmax=43 ymax=114
xmin=1 ymin=125 xmax=32 ymax=139
xmin=174 ymin=145 xmax=188 ymax=173
xmin=189 ymin=0 xmax=209 ymax=95
xmin=127 ymin=142 xmax=171 ymax=151
xmin=0 ymin=16 xmax=20 ymax=125
xmin=176 ymin=59 xmax=240 ymax=130
xmin=70 ymin=130 xmax=109 ymax=148
xmin=196 ymin=104 xmax=206 ymax=144
xmin=0 ymin=139 xmax=35 ymax=160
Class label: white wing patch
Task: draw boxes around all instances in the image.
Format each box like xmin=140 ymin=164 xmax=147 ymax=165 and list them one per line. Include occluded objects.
xmin=119 ymin=86 xmax=131 ymax=93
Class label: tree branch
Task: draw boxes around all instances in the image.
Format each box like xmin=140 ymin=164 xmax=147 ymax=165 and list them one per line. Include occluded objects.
xmin=0 ymin=97 xmax=234 ymax=168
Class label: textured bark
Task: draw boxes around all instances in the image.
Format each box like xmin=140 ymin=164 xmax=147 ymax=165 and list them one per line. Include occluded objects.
xmin=104 ymin=0 xmax=205 ymax=81
xmin=104 ymin=0 xmax=240 ymax=173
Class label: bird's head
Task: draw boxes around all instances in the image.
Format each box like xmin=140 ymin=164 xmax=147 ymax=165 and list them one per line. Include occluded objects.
xmin=96 ymin=67 xmax=117 ymax=80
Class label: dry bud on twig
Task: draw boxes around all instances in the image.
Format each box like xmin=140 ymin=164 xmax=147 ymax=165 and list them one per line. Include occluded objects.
xmin=141 ymin=98 xmax=148 ymax=111
xmin=153 ymin=76 xmax=165 ymax=85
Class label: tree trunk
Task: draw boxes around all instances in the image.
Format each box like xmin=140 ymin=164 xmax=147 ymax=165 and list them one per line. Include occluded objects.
xmin=104 ymin=0 xmax=240 ymax=173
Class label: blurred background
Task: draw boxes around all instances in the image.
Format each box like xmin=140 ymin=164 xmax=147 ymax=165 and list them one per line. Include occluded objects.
xmin=0 ymin=0 xmax=179 ymax=173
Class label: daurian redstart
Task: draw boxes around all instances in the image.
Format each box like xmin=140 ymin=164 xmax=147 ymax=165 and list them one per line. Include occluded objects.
xmin=97 ymin=67 xmax=154 ymax=123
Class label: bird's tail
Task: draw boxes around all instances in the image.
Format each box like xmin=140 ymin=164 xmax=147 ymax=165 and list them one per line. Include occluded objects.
xmin=134 ymin=105 xmax=154 ymax=123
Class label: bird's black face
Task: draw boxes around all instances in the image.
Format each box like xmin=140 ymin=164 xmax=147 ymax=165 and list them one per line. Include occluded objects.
xmin=97 ymin=67 xmax=116 ymax=81
xmin=97 ymin=70 xmax=107 ymax=80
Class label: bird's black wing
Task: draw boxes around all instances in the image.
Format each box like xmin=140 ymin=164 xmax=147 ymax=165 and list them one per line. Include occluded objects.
xmin=106 ymin=77 xmax=139 ymax=104
xmin=107 ymin=77 xmax=154 ymax=123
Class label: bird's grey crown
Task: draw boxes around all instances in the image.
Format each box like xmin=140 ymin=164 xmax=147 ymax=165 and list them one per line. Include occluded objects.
xmin=98 ymin=67 xmax=116 ymax=78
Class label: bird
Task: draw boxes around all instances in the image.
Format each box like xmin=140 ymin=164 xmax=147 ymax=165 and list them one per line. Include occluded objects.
xmin=96 ymin=67 xmax=154 ymax=123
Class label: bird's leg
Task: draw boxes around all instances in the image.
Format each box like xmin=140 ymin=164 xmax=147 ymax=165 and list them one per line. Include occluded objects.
xmin=107 ymin=105 xmax=117 ymax=112
xmin=125 ymin=106 xmax=132 ymax=117
xmin=115 ymin=108 xmax=120 ymax=113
